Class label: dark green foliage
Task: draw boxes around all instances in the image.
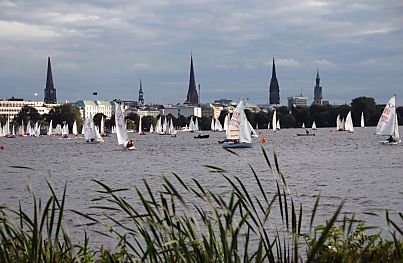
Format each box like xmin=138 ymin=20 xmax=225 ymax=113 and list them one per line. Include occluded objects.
xmin=48 ymin=104 xmax=82 ymax=132
xmin=14 ymin=105 xmax=41 ymax=126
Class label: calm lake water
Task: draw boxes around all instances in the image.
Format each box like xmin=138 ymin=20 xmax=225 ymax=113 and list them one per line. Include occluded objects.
xmin=0 ymin=127 xmax=402 ymax=248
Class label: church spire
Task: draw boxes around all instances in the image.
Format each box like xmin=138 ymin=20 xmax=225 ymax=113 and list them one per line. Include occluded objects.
xmin=44 ymin=55 xmax=57 ymax=104
xmin=138 ymin=79 xmax=144 ymax=105
xmin=186 ymin=54 xmax=198 ymax=105
xmin=269 ymin=57 xmax=280 ymax=105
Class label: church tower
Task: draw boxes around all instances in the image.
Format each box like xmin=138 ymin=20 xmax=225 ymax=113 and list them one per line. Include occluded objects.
xmin=269 ymin=58 xmax=280 ymax=105
xmin=138 ymin=79 xmax=144 ymax=105
xmin=313 ymin=68 xmax=323 ymax=106
xmin=44 ymin=55 xmax=57 ymax=104
xmin=186 ymin=55 xmax=199 ymax=105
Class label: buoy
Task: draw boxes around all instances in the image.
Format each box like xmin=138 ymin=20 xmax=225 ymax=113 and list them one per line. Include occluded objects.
xmin=0 ymin=146 xmax=4 ymax=150
xmin=261 ymin=138 xmax=267 ymax=143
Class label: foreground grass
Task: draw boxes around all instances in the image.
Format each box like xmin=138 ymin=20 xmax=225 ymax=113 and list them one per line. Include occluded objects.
xmin=0 ymin=146 xmax=402 ymax=262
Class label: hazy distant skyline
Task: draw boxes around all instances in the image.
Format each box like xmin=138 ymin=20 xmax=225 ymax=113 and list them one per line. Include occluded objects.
xmin=0 ymin=0 xmax=402 ymax=105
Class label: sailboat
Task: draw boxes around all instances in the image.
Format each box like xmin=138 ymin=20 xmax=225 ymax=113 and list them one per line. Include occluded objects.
xmin=100 ymin=116 xmax=108 ymax=136
xmin=276 ymin=119 xmax=280 ymax=131
xmin=360 ymin=112 xmax=365 ymax=128
xmin=375 ymin=95 xmax=400 ymax=144
xmin=222 ymin=100 xmax=252 ymax=148
xmin=149 ymin=124 xmax=154 ymax=133
xmin=138 ymin=116 xmax=145 ymax=135
xmin=312 ymin=121 xmax=317 ymax=130
xmin=302 ymin=123 xmax=305 ymax=129
xmin=272 ymin=111 xmax=277 ymax=131
xmin=84 ymin=113 xmax=104 ymax=143
xmin=61 ymin=123 xmax=69 ymax=138
xmin=169 ymin=119 xmax=177 ymax=137
xmin=345 ymin=111 xmax=354 ymax=133
xmin=72 ymin=121 xmax=78 ymax=136
xmin=115 ymin=104 xmax=135 ymax=149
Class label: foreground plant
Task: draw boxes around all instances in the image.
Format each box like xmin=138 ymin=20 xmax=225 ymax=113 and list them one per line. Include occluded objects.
xmin=0 ymin=146 xmax=402 ymax=262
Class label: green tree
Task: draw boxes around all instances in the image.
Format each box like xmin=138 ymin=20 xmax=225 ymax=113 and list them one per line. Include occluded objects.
xmin=199 ymin=116 xmax=211 ymax=131
xmin=292 ymin=106 xmax=311 ymax=128
xmin=254 ymin=111 xmax=270 ymax=129
xmin=142 ymin=116 xmax=156 ymax=131
xmin=49 ymin=104 xmax=82 ymax=133
xmin=176 ymin=115 xmax=188 ymax=128
xmin=397 ymin=107 xmax=403 ymax=126
xmin=14 ymin=106 xmax=41 ymax=126
xmin=93 ymin=113 xmax=107 ymax=128
xmin=0 ymin=115 xmax=5 ymax=126
xmin=351 ymin=97 xmax=377 ymax=127
xmin=244 ymin=109 xmax=254 ymax=128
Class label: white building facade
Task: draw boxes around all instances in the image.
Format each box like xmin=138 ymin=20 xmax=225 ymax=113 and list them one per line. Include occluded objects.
xmin=162 ymin=105 xmax=201 ymax=118
xmin=0 ymin=99 xmax=58 ymax=120
xmin=76 ymin=100 xmax=117 ymax=119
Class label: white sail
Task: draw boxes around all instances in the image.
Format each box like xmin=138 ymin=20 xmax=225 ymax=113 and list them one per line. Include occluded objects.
xmin=155 ymin=117 xmax=162 ymax=134
xmin=268 ymin=122 xmax=270 ymax=130
xmin=114 ymin=104 xmax=128 ymax=145
xmin=214 ymin=117 xmax=223 ymax=132
xmin=340 ymin=118 xmax=345 ymax=131
xmin=189 ymin=117 xmax=195 ymax=131
xmin=170 ymin=119 xmax=177 ymax=137
xmin=312 ymin=121 xmax=317 ymax=130
xmin=302 ymin=123 xmax=305 ymax=129
xmin=345 ymin=111 xmax=354 ymax=133
xmin=72 ymin=121 xmax=78 ymax=135
xmin=360 ymin=112 xmax=365 ymax=128
xmin=375 ymin=95 xmax=399 ymax=139
xmin=62 ymin=124 xmax=69 ymax=136
xmin=48 ymin=120 xmax=53 ymax=135
xmin=276 ymin=119 xmax=280 ymax=130
xmin=55 ymin=124 xmax=62 ymax=135
xmin=336 ymin=114 xmax=341 ymax=131
xmin=248 ymin=121 xmax=258 ymax=138
xmin=211 ymin=118 xmax=215 ymax=131
xmin=150 ymin=124 xmax=154 ymax=133
xmin=272 ymin=111 xmax=277 ymax=131
xmin=227 ymin=100 xmax=252 ymax=143
xmin=138 ymin=116 xmax=143 ymax=135
xmin=100 ymin=116 xmax=105 ymax=135
xmin=194 ymin=118 xmax=199 ymax=131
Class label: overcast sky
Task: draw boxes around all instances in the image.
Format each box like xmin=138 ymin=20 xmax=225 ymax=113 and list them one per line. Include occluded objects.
xmin=0 ymin=0 xmax=402 ymax=105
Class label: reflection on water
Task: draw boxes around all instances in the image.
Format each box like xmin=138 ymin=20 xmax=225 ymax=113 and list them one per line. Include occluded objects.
xmin=1 ymin=127 xmax=402 ymax=248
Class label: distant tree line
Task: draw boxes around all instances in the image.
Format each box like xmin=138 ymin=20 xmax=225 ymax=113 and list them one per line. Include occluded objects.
xmin=1 ymin=97 xmax=402 ymax=132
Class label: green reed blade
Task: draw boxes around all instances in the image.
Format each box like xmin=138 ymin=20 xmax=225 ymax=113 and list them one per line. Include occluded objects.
xmin=309 ymin=194 xmax=320 ymax=232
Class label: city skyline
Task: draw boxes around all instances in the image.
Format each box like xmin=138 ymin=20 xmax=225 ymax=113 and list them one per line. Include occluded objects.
xmin=0 ymin=1 xmax=402 ymax=105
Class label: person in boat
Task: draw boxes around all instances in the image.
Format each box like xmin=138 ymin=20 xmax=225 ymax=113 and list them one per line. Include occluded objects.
xmin=305 ymin=129 xmax=309 ymax=135
xmin=233 ymin=139 xmax=240 ymax=144
xmin=387 ymin=135 xmax=394 ymax=143
xmin=126 ymin=139 xmax=134 ymax=148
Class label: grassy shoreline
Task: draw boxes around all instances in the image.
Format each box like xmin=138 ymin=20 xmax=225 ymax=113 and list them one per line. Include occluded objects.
xmin=1 ymin=146 xmax=402 ymax=262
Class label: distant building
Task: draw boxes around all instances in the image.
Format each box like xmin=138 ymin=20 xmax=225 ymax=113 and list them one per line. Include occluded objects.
xmin=44 ymin=56 xmax=57 ymax=104
xmin=269 ymin=58 xmax=280 ymax=105
xmin=0 ymin=100 xmax=57 ymax=120
xmin=185 ymin=55 xmax=199 ymax=105
xmin=288 ymin=94 xmax=308 ymax=110
xmin=214 ymin=98 xmax=232 ymax=106
xmin=138 ymin=79 xmax=144 ymax=105
xmin=312 ymin=69 xmax=323 ymax=106
xmin=76 ymin=100 xmax=117 ymax=119
xmin=162 ymin=105 xmax=201 ymax=118
xmin=201 ymin=103 xmax=224 ymax=118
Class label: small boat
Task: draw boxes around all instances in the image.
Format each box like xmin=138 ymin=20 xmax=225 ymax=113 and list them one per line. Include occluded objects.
xmin=222 ymin=100 xmax=253 ymax=149
xmin=360 ymin=112 xmax=365 ymax=128
xmin=375 ymin=95 xmax=400 ymax=145
xmin=312 ymin=121 xmax=317 ymax=130
xmin=345 ymin=111 xmax=354 ymax=133
xmin=84 ymin=114 xmax=104 ymax=144
xmin=115 ymin=104 xmax=135 ymax=150
xmin=194 ymin=134 xmax=209 ymax=139
xmin=296 ymin=133 xmax=315 ymax=136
